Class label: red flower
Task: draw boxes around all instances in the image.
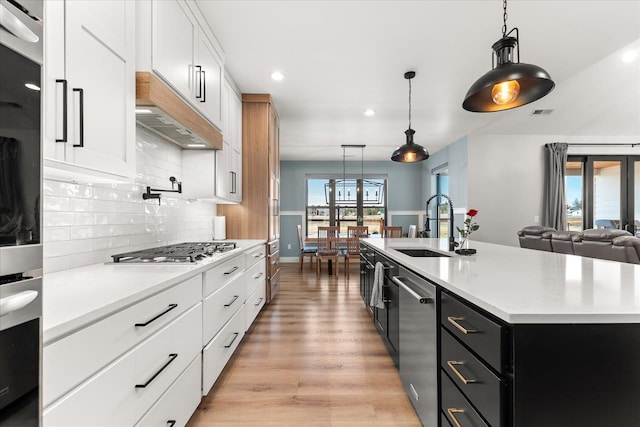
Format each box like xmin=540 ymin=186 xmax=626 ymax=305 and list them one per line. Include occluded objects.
xmin=467 ymin=209 xmax=478 ymax=217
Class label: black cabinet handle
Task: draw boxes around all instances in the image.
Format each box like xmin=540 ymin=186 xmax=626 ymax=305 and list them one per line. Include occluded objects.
xmin=72 ymin=88 xmax=84 ymax=147
xmin=224 ymin=266 xmax=239 ymax=275
xmin=224 ymin=332 xmax=239 ymax=348
xmin=201 ymin=69 xmax=206 ymax=102
xmin=224 ymin=295 xmax=239 ymax=307
xmin=167 ymin=421 xmax=176 ymax=427
xmin=254 ymin=297 xmax=264 ymax=307
xmin=135 ymin=354 xmax=178 ymax=388
xmin=195 ymin=65 xmax=202 ymax=99
xmin=135 ymin=304 xmax=178 ymax=327
xmin=55 ymin=79 xmax=67 ymax=142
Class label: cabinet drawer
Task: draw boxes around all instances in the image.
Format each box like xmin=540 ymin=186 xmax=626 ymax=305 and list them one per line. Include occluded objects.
xmin=245 ymin=282 xmax=266 ymax=331
xmin=246 ymin=258 xmax=266 ymax=297
xmin=245 ymin=245 xmax=266 ymax=269
xmin=44 ymin=303 xmax=202 ymax=426
xmin=43 ymin=275 xmax=201 ymax=407
xmin=441 ymin=372 xmax=489 ymax=427
xmin=267 ymin=239 xmax=279 ymax=254
xmin=203 ymin=274 xmax=246 ymax=345
xmin=135 ymin=353 xmax=202 ymax=427
xmin=441 ymin=329 xmax=504 ymax=427
xmin=202 ymin=304 xmax=245 ymax=395
xmin=204 ymin=254 xmax=246 ymax=297
xmin=268 ymin=250 xmax=280 ymax=274
xmin=270 ymin=267 xmax=281 ymax=300
xmin=441 ymin=292 xmax=505 ymax=372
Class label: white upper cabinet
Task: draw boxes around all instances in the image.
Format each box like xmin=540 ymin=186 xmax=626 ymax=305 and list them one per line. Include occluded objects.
xmin=184 ymin=75 xmax=241 ymax=203
xmin=43 ymin=0 xmax=136 ymax=182
xmin=147 ymin=0 xmax=223 ymax=132
xmin=151 ymin=0 xmax=195 ymax=101
xmin=196 ymin=32 xmax=223 ymax=128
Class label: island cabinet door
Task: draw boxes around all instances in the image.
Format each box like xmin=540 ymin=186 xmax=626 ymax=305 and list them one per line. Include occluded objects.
xmin=511 ymin=323 xmax=640 ymax=427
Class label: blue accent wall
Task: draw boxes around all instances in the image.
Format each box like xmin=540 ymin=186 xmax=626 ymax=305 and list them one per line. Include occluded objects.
xmin=279 ymin=160 xmax=423 ymax=258
xmin=420 ymin=136 xmax=469 ymax=235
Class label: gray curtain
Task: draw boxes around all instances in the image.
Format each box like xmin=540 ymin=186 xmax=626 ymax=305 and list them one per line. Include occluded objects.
xmin=542 ymin=142 xmax=568 ymax=230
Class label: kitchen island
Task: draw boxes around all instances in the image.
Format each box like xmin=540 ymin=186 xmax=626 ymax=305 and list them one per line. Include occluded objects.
xmin=362 ymin=237 xmax=640 ymax=427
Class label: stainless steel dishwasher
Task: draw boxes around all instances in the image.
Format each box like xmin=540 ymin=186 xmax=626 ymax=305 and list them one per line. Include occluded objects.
xmin=394 ymin=266 xmax=437 ymax=427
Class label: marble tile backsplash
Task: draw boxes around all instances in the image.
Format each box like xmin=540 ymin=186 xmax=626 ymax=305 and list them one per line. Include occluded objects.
xmin=43 ymin=127 xmax=217 ymax=273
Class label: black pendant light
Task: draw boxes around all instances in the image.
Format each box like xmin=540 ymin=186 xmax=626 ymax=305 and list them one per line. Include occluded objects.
xmin=462 ymin=0 xmax=555 ymax=112
xmin=391 ymin=71 xmax=429 ymax=163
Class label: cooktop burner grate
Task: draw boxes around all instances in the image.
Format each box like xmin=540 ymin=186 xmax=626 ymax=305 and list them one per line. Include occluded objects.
xmin=111 ymin=241 xmax=237 ymax=263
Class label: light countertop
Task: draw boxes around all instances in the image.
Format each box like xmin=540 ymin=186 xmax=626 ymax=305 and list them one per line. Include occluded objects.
xmin=43 ymin=240 xmax=265 ymax=344
xmin=362 ymin=238 xmax=640 ymax=324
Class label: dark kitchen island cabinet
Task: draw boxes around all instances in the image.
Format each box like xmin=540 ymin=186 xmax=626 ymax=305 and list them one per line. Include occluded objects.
xmin=362 ymin=237 xmax=640 ymax=427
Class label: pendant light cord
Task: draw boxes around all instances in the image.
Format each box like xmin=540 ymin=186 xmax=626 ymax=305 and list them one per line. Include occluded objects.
xmin=408 ymin=77 xmax=412 ymax=129
xmin=502 ymin=0 xmax=508 ymax=37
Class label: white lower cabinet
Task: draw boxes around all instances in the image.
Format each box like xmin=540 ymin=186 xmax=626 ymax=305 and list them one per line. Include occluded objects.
xmin=203 ymin=304 xmax=246 ymax=395
xmin=245 ymin=282 xmax=266 ymax=332
xmin=203 ymin=274 xmax=246 ymax=346
xmin=43 ymin=244 xmax=267 ymax=426
xmin=43 ymin=275 xmax=201 ymax=407
xmin=44 ymin=303 xmax=202 ymax=426
xmin=135 ymin=353 xmax=202 ymax=427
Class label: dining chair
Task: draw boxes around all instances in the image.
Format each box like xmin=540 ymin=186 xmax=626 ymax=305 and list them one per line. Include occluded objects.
xmin=408 ymin=224 xmax=417 ymax=238
xmin=344 ymin=226 xmax=369 ymax=279
xmin=316 ymin=226 xmax=340 ymax=277
xmin=297 ymin=225 xmax=317 ymax=271
xmin=382 ymin=226 xmax=403 ymax=238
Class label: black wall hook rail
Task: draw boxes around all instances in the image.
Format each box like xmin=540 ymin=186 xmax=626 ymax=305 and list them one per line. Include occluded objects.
xmin=142 ymin=176 xmax=183 ymax=205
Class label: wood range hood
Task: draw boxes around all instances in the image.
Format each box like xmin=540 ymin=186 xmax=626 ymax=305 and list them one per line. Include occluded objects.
xmin=135 ymin=72 xmax=222 ymax=150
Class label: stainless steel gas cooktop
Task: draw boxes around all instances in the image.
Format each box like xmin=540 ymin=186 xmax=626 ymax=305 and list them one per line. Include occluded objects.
xmin=111 ymin=242 xmax=237 ymax=263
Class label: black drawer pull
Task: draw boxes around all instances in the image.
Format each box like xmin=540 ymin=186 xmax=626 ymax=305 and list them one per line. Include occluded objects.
xmin=254 ymin=297 xmax=264 ymax=307
xmin=447 ymin=408 xmax=465 ymax=427
xmin=167 ymin=421 xmax=176 ymax=427
xmin=447 ymin=316 xmax=478 ymax=334
xmin=224 ymin=295 xmax=239 ymax=307
xmin=224 ymin=266 xmax=239 ymax=275
xmin=135 ymin=354 xmax=177 ymax=388
xmin=253 ymin=272 xmax=264 ymax=279
xmin=446 ymin=361 xmax=478 ymax=384
xmin=195 ymin=65 xmax=202 ymax=99
xmin=72 ymin=88 xmax=84 ymax=147
xmin=135 ymin=304 xmax=178 ymax=327
xmin=201 ymin=69 xmax=206 ymax=102
xmin=253 ymin=252 xmax=264 ymax=258
xmin=55 ymin=79 xmax=68 ymax=142
xmin=224 ymin=332 xmax=239 ymax=348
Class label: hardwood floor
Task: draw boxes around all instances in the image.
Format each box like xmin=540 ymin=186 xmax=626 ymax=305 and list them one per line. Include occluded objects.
xmin=187 ymin=262 xmax=421 ymax=427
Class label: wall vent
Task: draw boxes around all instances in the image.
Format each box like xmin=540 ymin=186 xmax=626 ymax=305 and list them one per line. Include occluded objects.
xmin=531 ymin=109 xmax=554 ymax=115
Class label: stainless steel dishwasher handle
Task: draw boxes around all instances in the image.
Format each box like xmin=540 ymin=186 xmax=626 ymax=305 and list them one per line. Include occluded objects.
xmin=392 ymin=276 xmax=434 ymax=304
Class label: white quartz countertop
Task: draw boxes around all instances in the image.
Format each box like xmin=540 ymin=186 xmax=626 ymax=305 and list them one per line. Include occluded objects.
xmin=43 ymin=240 xmax=265 ymax=344
xmin=363 ymin=238 xmax=640 ymax=324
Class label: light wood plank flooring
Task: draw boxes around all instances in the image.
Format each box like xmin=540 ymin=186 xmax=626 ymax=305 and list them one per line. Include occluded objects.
xmin=187 ymin=262 xmax=421 ymax=427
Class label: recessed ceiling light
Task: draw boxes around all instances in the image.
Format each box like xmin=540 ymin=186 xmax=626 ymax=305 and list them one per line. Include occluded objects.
xmin=271 ymin=71 xmax=284 ymax=81
xmin=621 ymin=50 xmax=638 ymax=63
xmin=135 ymin=108 xmax=153 ymax=114
xmin=24 ymin=83 xmax=40 ymax=91
xmin=364 ymin=109 xmax=376 ymax=116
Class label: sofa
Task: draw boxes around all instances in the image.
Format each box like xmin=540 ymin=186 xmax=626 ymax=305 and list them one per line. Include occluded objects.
xmin=518 ymin=225 xmax=640 ymax=264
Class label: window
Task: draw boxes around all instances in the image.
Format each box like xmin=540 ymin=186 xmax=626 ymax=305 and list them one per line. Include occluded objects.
xmin=305 ymin=177 xmax=386 ymax=238
xmin=565 ymin=155 xmax=640 ymax=234
xmin=566 ymin=161 xmax=584 ymax=231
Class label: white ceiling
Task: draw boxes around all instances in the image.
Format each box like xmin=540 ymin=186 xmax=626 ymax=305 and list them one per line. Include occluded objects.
xmin=196 ymin=1 xmax=640 ymax=161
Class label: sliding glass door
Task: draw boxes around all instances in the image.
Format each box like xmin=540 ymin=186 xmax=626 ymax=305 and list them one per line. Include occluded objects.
xmin=567 ymin=156 xmax=640 ymax=234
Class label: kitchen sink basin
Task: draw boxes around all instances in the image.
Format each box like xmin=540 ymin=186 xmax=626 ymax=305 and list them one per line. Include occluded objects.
xmin=394 ymin=248 xmax=450 ymax=257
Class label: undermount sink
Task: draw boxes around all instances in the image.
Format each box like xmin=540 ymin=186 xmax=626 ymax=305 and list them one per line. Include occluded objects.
xmin=394 ymin=248 xmax=450 ymax=258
